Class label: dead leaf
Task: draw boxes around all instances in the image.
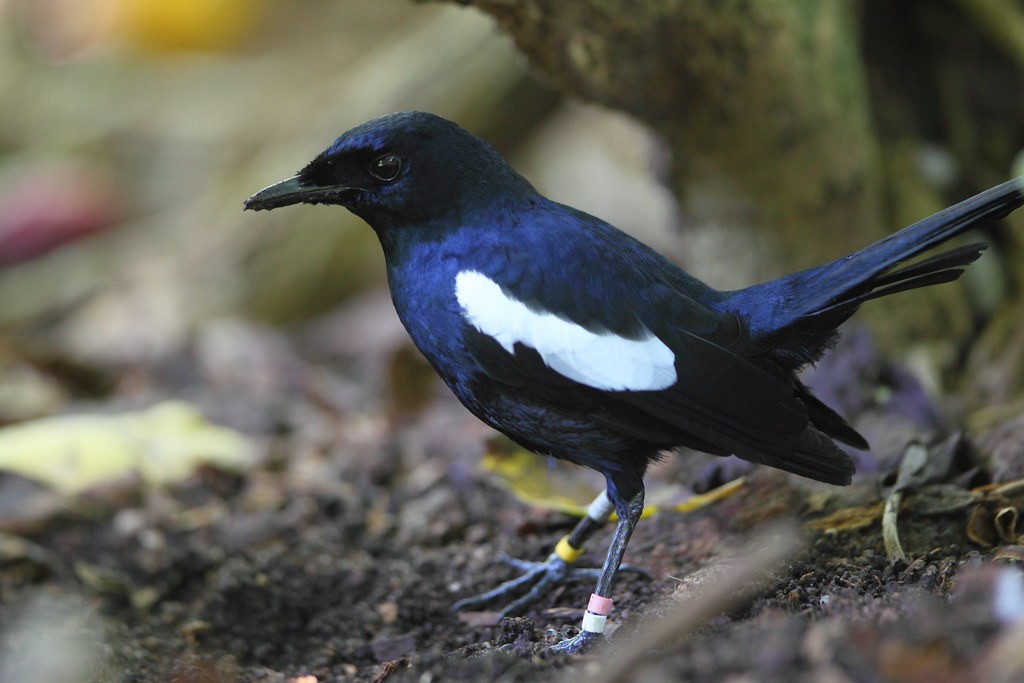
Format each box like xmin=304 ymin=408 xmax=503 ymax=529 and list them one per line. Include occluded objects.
xmin=805 ymin=502 xmax=884 ymax=532
xmin=968 ymin=505 xmax=1000 ymax=547
xmin=0 ymin=401 xmax=254 ymax=495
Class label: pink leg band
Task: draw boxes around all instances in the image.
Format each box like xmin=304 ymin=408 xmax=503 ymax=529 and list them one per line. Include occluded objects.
xmin=587 ymin=593 xmax=614 ymax=616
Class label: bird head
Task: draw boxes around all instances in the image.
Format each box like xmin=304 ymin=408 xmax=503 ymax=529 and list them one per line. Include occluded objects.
xmin=244 ymin=111 xmax=534 ymax=232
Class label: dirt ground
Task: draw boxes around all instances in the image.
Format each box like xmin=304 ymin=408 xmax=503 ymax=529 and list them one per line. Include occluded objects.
xmin=2 ymin=316 xmax=1024 ymax=683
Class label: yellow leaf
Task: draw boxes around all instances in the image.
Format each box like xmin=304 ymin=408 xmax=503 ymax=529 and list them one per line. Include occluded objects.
xmin=0 ymin=401 xmax=254 ymax=494
xmin=481 ymin=445 xmax=746 ymax=520
xmin=481 ymin=448 xmax=599 ymax=517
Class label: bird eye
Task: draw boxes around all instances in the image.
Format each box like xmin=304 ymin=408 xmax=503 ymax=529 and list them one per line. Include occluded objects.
xmin=368 ymin=153 xmax=402 ymax=181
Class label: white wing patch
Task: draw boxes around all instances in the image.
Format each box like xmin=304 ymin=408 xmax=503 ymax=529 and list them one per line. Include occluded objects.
xmin=454 ymin=270 xmax=677 ymax=392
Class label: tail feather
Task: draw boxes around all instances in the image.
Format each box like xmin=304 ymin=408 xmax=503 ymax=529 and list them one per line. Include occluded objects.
xmin=797 ymin=384 xmax=868 ymax=449
xmin=749 ymin=426 xmax=855 ymax=486
xmin=796 ymin=179 xmax=1023 ymax=317
xmin=810 ymin=263 xmax=968 ymax=318
xmin=871 ymin=242 xmax=986 ymax=289
xmin=726 ymin=178 xmax=1024 ymax=367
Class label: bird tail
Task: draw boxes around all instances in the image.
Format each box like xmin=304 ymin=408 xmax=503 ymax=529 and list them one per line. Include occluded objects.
xmin=725 ymin=177 xmax=1024 ymax=368
xmin=751 ymin=425 xmax=856 ymax=485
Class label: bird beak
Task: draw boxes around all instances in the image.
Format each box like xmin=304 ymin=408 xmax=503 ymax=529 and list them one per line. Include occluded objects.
xmin=244 ymin=175 xmax=360 ymax=211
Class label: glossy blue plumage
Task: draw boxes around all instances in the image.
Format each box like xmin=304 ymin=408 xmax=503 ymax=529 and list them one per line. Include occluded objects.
xmin=246 ymin=111 xmax=1024 ymax=516
xmin=244 ymin=112 xmax=1024 ymax=647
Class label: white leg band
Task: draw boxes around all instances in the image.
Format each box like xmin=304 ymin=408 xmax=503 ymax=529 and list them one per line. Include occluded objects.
xmin=587 ymin=490 xmax=614 ymax=522
xmin=581 ymin=611 xmax=608 ymax=634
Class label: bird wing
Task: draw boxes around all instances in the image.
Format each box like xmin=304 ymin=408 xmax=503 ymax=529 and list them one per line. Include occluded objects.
xmin=454 ymin=255 xmax=811 ymax=463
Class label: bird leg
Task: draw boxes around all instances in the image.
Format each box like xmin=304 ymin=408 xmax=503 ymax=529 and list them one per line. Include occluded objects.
xmin=550 ymin=488 xmax=645 ymax=655
xmin=451 ymin=489 xmax=620 ymax=617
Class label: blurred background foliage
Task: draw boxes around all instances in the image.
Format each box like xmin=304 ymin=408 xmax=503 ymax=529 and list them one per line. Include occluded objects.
xmin=0 ymin=0 xmax=1023 ymax=430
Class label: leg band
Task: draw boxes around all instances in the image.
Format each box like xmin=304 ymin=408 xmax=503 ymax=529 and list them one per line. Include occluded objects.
xmin=587 ymin=491 xmax=614 ymax=522
xmin=555 ymin=535 xmax=584 ymax=563
xmin=587 ymin=593 xmax=613 ymax=616
xmin=581 ymin=611 xmax=608 ymax=634
xmin=580 ymin=593 xmax=613 ymax=634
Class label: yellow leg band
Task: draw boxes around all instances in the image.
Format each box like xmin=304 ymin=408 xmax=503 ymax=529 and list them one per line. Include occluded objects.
xmin=554 ymin=535 xmax=584 ymax=563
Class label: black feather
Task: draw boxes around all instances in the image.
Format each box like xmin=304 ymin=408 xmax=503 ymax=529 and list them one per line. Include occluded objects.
xmin=728 ymin=180 xmax=1024 ymax=367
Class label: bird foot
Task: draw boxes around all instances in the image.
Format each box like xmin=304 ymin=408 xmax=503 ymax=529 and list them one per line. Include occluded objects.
xmin=451 ymin=553 xmax=595 ymax=617
xmin=549 ymin=628 xmax=603 ymax=655
xmin=452 ymin=552 xmax=648 ymax=617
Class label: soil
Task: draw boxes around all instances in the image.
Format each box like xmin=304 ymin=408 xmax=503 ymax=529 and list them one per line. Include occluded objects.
xmin=1 ymin=320 xmax=1023 ymax=683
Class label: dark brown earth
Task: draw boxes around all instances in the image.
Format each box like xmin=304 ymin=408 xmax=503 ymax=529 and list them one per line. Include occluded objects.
xmin=2 ymin=317 xmax=1024 ymax=683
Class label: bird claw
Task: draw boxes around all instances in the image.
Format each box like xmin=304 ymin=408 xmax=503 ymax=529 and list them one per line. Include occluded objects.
xmin=451 ymin=554 xmax=584 ymax=617
xmin=453 ymin=552 xmax=629 ymax=617
xmin=549 ymin=628 xmax=603 ymax=655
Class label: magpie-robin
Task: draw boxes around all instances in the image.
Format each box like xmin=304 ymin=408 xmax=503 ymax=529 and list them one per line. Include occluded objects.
xmin=246 ymin=111 xmax=1024 ymax=653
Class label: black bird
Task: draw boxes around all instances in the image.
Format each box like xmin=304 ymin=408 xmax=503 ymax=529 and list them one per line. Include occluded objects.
xmin=246 ymin=111 xmax=1024 ymax=653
